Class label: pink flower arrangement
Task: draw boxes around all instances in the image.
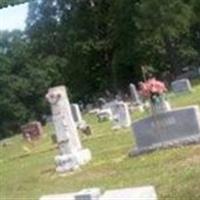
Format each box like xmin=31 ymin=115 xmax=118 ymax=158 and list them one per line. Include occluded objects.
xmin=139 ymin=78 xmax=167 ymax=98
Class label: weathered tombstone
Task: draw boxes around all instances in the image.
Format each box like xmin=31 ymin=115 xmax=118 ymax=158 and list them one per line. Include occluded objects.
xmin=71 ymin=103 xmax=85 ymax=126
xmin=171 ymin=79 xmax=192 ymax=93
xmin=71 ymin=103 xmax=92 ymax=136
xmin=111 ymin=100 xmax=131 ymax=129
xmin=130 ymin=105 xmax=200 ymax=155
xmin=129 ymin=83 xmax=141 ymax=105
xmin=21 ymin=121 xmax=43 ymax=141
xmin=46 ymin=86 xmax=91 ymax=172
xmin=39 ymin=186 xmax=157 ymax=200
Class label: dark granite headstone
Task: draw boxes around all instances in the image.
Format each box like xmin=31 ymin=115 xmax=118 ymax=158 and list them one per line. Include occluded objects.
xmin=130 ymin=106 xmax=200 ymax=155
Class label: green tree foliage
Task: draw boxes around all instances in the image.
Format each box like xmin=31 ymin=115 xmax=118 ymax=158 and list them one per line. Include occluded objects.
xmin=1 ymin=0 xmax=200 ymax=138
xmin=111 ymin=0 xmax=141 ymax=88
xmin=190 ymin=0 xmax=200 ymax=64
xmin=0 ymin=30 xmax=51 ymax=138
xmin=0 ymin=0 xmax=28 ymax=9
xmin=136 ymin=0 xmax=197 ymax=74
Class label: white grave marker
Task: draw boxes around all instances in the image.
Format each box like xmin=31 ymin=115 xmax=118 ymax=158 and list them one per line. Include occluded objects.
xmin=46 ymin=86 xmax=91 ymax=172
xmin=111 ymin=100 xmax=131 ymax=129
xmin=71 ymin=103 xmax=85 ymax=127
xmin=129 ymin=83 xmax=141 ymax=105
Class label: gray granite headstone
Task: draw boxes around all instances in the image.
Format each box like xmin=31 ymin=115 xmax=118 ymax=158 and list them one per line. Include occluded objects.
xmin=131 ymin=105 xmax=200 ymax=155
xmin=171 ymin=79 xmax=192 ymax=93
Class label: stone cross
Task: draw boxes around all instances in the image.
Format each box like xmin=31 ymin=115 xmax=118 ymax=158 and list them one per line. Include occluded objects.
xmin=46 ymin=86 xmax=91 ymax=172
xmin=129 ymin=83 xmax=141 ymax=105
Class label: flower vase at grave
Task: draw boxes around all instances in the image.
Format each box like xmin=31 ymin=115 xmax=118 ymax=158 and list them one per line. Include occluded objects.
xmin=139 ymin=78 xmax=171 ymax=115
xmin=150 ymin=94 xmax=171 ymax=115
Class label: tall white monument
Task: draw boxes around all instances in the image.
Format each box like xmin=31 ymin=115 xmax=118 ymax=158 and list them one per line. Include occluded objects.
xmin=46 ymin=86 xmax=91 ymax=172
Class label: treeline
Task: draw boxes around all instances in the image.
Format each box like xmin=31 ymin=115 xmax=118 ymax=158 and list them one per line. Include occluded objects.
xmin=1 ymin=0 xmax=200 ymax=138
xmin=0 ymin=0 xmax=27 ymax=9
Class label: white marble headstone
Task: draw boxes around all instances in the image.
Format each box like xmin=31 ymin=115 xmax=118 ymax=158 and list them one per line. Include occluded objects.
xmin=71 ymin=103 xmax=85 ymax=126
xmin=129 ymin=83 xmax=141 ymax=105
xmin=46 ymin=86 xmax=91 ymax=172
xmin=111 ymin=100 xmax=131 ymax=129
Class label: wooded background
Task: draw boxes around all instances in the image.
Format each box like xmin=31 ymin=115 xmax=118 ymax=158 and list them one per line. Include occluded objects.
xmin=1 ymin=0 xmax=200 ymax=138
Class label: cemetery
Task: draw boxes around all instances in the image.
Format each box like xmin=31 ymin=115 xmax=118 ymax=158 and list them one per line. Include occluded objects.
xmin=1 ymin=1 xmax=200 ymax=200
xmin=1 ymin=80 xmax=200 ymax=200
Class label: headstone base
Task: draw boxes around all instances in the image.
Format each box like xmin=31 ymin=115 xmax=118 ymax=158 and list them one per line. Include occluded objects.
xmin=55 ymin=149 xmax=91 ymax=173
xmin=129 ymin=135 xmax=200 ymax=156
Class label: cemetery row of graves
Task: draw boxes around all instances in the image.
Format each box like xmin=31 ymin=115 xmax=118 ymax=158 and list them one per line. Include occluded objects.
xmin=1 ymin=78 xmax=200 ymax=199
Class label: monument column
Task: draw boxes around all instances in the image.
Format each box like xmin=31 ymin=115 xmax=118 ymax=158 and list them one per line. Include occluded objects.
xmin=46 ymin=86 xmax=91 ymax=172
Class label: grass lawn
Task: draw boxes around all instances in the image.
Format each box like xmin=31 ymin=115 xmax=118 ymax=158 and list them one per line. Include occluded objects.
xmin=1 ymin=80 xmax=200 ymax=200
